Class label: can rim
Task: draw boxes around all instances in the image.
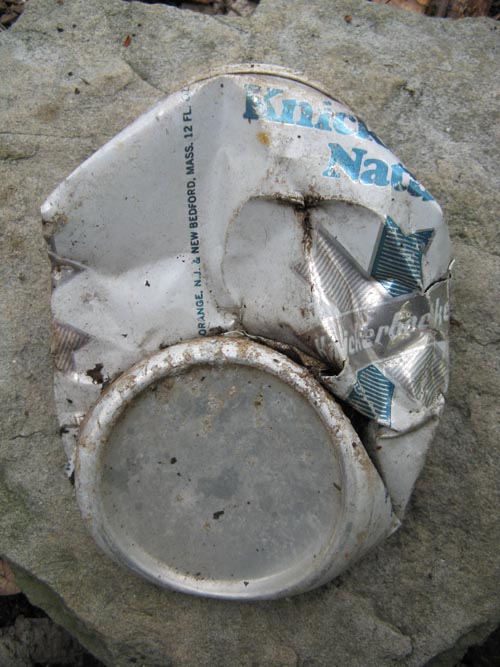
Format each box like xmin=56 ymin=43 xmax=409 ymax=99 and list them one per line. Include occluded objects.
xmin=169 ymin=63 xmax=345 ymax=107
xmin=76 ymin=337 xmax=385 ymax=600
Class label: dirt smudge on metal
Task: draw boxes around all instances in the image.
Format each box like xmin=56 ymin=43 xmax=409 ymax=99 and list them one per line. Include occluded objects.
xmin=256 ymin=131 xmax=270 ymax=147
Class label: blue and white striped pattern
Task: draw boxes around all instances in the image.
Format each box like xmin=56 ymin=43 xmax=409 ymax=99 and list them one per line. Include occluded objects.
xmin=313 ymin=227 xmax=387 ymax=314
xmin=371 ymin=216 xmax=433 ymax=297
xmin=348 ymin=364 xmax=395 ymax=425
xmin=384 ymin=342 xmax=447 ymax=409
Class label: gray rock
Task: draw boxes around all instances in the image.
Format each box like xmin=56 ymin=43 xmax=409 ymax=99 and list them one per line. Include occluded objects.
xmin=0 ymin=0 xmax=499 ymax=665
xmin=0 ymin=615 xmax=90 ymax=667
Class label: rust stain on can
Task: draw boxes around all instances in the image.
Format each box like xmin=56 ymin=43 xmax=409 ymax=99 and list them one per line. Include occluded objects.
xmin=256 ymin=131 xmax=270 ymax=147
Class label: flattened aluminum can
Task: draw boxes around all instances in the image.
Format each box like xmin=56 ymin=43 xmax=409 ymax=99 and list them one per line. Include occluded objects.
xmin=43 ymin=65 xmax=452 ymax=599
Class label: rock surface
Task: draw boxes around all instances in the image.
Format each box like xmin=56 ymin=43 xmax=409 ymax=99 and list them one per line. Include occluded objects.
xmin=0 ymin=613 xmax=93 ymax=667
xmin=0 ymin=0 xmax=499 ymax=665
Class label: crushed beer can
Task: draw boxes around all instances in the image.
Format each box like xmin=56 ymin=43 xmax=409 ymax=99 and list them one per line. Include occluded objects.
xmin=42 ymin=65 xmax=452 ymax=599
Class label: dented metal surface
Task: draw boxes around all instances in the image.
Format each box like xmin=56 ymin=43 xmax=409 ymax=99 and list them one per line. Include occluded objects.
xmin=77 ymin=337 xmax=396 ymax=599
xmin=43 ymin=65 xmax=451 ymax=598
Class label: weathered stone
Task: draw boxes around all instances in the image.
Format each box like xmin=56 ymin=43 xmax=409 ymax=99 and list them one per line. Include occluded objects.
xmin=0 ymin=614 xmax=91 ymax=667
xmin=0 ymin=0 xmax=499 ymax=665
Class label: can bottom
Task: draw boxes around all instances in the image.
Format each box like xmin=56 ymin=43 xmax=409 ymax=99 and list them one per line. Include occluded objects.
xmin=76 ymin=338 xmax=391 ymax=599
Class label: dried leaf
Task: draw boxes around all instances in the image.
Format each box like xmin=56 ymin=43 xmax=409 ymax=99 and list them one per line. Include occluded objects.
xmin=370 ymin=0 xmax=429 ymax=13
xmin=447 ymin=0 xmax=493 ymax=17
xmin=0 ymin=559 xmax=21 ymax=596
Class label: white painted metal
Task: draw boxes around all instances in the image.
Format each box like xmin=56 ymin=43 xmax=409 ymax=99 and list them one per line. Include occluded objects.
xmin=43 ymin=66 xmax=451 ymax=598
